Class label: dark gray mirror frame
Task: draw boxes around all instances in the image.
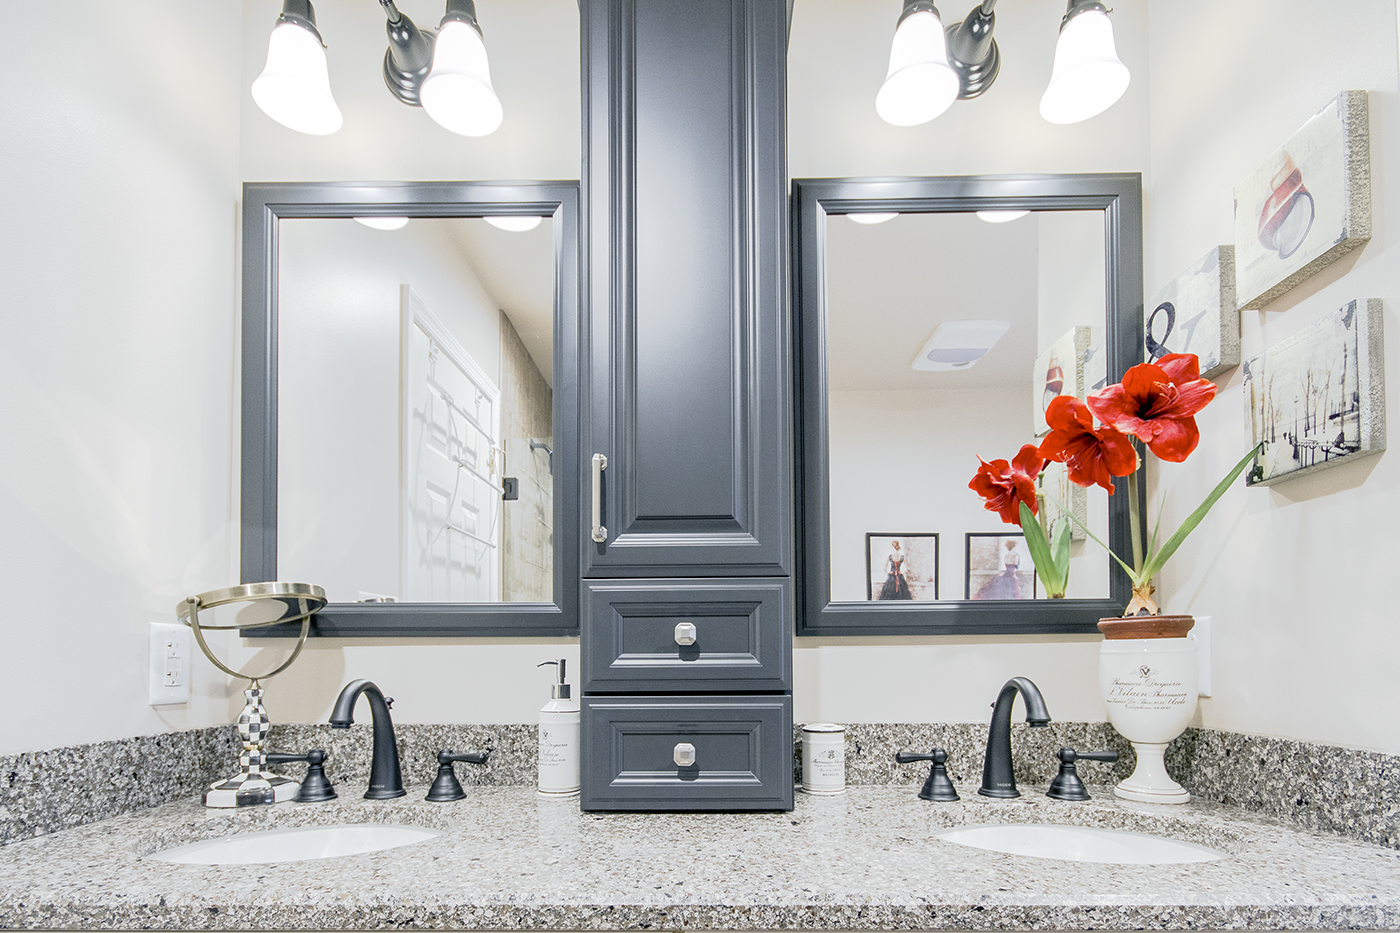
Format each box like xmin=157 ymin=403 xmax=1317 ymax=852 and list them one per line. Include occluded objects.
xmin=792 ymin=173 xmax=1144 ymax=637
xmin=241 ymin=180 xmax=580 ymax=638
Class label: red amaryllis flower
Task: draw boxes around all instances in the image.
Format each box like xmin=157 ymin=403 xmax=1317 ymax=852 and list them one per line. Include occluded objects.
xmin=1037 ymin=396 xmax=1139 ymax=493
xmin=969 ymin=444 xmax=1045 ymax=526
xmin=1086 ymin=353 xmax=1218 ymax=462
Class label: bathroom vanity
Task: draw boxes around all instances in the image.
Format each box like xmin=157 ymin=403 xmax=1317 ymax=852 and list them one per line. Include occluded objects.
xmin=3 ymin=784 xmax=1400 ymax=929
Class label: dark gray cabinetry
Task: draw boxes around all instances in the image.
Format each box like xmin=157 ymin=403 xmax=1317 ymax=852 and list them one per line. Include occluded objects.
xmin=582 ymin=578 xmax=791 ymax=693
xmin=579 ymin=0 xmax=793 ymax=811
xmin=581 ymin=695 xmax=793 ymax=810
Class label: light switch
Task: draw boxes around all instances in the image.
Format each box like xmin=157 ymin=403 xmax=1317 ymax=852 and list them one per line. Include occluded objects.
xmin=150 ymin=622 xmax=191 ymax=706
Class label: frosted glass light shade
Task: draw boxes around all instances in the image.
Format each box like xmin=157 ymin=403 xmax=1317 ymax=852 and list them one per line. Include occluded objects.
xmin=420 ymin=20 xmax=503 ymax=137
xmin=251 ymin=22 xmax=343 ymax=136
xmin=484 ymin=215 xmax=543 ymax=232
xmin=1039 ymin=9 xmax=1130 ymax=125
xmin=875 ymin=10 xmax=960 ymax=126
xmin=354 ymin=217 xmax=410 ymax=230
xmin=976 ymin=210 xmax=1030 ymax=224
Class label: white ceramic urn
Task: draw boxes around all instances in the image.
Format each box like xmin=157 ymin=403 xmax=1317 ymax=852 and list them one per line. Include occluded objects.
xmin=1098 ymin=635 xmax=1197 ymax=804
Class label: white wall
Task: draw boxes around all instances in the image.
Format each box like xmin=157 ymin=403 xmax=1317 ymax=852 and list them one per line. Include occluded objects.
xmin=0 ymin=1 xmax=243 ymax=754
xmin=1144 ymin=0 xmax=1400 ymax=752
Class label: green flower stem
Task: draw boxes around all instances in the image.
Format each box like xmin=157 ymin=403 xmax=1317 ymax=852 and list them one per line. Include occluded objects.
xmin=1126 ymin=468 xmax=1144 ymax=576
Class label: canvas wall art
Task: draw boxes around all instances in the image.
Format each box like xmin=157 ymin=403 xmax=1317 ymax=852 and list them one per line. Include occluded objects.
xmin=1234 ymin=90 xmax=1371 ymax=310
xmin=1146 ymin=245 xmax=1240 ymax=379
xmin=965 ymin=533 xmax=1036 ymax=600
xmin=1031 ymin=326 xmax=1091 ymax=436
xmin=1242 ymin=298 xmax=1385 ymax=486
xmin=866 ymin=533 xmax=938 ymax=601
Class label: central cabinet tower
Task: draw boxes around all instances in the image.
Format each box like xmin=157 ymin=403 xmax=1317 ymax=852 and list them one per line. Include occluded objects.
xmin=578 ymin=0 xmax=794 ymax=810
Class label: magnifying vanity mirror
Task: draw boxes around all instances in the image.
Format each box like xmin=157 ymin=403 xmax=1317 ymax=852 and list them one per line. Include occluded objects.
xmin=793 ymin=174 xmax=1143 ymax=636
xmin=241 ymin=182 xmax=579 ymax=637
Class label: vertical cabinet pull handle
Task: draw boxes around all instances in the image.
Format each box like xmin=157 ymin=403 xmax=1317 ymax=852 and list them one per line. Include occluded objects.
xmin=591 ymin=453 xmax=608 ymax=543
xmin=673 ymin=743 xmax=696 ymax=767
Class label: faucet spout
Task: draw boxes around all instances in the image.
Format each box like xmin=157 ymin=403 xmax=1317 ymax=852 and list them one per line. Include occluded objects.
xmin=329 ymin=679 xmax=405 ymax=800
xmin=979 ymin=676 xmax=1050 ymax=798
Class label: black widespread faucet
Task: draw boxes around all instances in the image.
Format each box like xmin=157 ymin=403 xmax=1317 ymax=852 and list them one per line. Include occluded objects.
xmin=979 ymin=676 xmax=1051 ymax=798
xmin=329 ymin=679 xmax=405 ymax=800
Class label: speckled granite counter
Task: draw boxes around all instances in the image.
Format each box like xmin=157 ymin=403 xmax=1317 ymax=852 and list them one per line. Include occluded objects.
xmin=2 ymin=785 xmax=1399 ymax=931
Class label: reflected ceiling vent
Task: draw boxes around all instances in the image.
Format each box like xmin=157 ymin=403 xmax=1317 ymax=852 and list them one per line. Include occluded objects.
xmin=911 ymin=319 xmax=1010 ymax=371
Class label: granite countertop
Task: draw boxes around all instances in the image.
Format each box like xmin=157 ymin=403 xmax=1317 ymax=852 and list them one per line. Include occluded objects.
xmin=3 ymin=784 xmax=1399 ymax=930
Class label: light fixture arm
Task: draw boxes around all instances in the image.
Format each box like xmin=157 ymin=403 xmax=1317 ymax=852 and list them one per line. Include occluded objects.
xmin=945 ymin=0 xmax=999 ymax=99
xmin=380 ymin=1 xmax=435 ymax=107
xmin=440 ymin=0 xmax=485 ymax=33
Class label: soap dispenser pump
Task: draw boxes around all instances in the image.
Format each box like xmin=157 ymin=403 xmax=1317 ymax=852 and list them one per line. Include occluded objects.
xmin=536 ymin=659 xmax=580 ymax=797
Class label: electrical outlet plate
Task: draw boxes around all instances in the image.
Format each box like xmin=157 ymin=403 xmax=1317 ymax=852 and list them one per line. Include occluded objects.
xmin=1189 ymin=615 xmax=1212 ymax=697
xmin=150 ymin=621 xmax=191 ymax=706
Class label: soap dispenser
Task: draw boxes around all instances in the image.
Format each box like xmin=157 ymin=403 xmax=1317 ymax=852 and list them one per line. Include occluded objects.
xmin=536 ymin=660 xmax=580 ymax=797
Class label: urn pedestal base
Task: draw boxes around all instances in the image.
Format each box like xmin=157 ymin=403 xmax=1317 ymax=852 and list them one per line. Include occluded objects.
xmin=1114 ymin=741 xmax=1190 ymax=804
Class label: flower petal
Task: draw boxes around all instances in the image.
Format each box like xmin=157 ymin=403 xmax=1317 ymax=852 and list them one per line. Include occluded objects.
xmin=1012 ymin=443 xmax=1046 ymax=478
xmin=1156 ymin=353 xmax=1201 ymax=383
xmin=1145 ymin=416 xmax=1200 ymax=462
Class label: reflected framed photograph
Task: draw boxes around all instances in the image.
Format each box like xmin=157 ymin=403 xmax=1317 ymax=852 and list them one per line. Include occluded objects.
xmin=1032 ymin=326 xmax=1091 ymax=436
xmin=866 ymin=533 xmax=938 ymax=601
xmin=965 ymin=533 xmax=1037 ymax=600
xmin=1234 ymin=90 xmax=1370 ymax=310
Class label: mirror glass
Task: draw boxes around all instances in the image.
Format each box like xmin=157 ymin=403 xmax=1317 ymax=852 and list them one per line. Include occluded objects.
xmin=824 ymin=208 xmax=1111 ymax=603
xmin=276 ymin=216 xmax=555 ymax=604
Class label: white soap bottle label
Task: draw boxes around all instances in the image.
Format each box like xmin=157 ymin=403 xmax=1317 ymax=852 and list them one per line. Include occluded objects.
xmin=538 ymin=700 xmax=580 ymax=796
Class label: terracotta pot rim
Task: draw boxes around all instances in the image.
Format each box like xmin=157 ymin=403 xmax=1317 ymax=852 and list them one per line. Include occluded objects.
xmin=1098 ymin=614 xmax=1195 ymax=640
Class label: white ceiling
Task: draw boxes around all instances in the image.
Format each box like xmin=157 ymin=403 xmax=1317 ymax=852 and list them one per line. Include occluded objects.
xmin=826 ymin=211 xmax=1040 ymax=391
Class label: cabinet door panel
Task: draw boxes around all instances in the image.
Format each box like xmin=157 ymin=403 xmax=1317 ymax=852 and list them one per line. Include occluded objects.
xmin=582 ymin=578 xmax=790 ymax=692
xmin=581 ymin=695 xmax=793 ymax=810
xmin=581 ymin=0 xmax=790 ymax=577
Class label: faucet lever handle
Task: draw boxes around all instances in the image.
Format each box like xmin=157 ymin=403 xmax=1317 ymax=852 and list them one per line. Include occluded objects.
xmin=1047 ymin=746 xmax=1118 ymax=802
xmin=426 ymin=748 xmax=490 ymax=802
xmin=895 ymin=747 xmax=959 ymax=802
xmin=265 ymin=748 xmax=337 ymax=803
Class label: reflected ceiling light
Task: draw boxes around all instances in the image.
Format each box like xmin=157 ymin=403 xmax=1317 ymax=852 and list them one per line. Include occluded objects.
xmin=911 ymin=320 xmax=1011 ymax=371
xmin=1040 ymin=1 xmax=1131 ymax=124
xmin=484 ymin=215 xmax=543 ymax=232
xmin=420 ymin=0 xmax=504 ymax=136
xmin=252 ymin=0 xmax=503 ymax=138
xmin=976 ymin=210 xmax=1029 ymax=223
xmin=874 ymin=0 xmax=1129 ymax=127
xmin=354 ymin=216 xmax=410 ymax=230
xmin=847 ymin=212 xmax=899 ymax=225
xmin=251 ymin=1 xmax=343 ymax=135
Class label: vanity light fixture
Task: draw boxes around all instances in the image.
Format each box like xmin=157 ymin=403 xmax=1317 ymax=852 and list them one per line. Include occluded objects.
xmin=1039 ymin=1 xmax=1130 ymax=125
xmin=847 ymin=212 xmax=899 ymax=225
xmin=976 ymin=210 xmax=1029 ymax=223
xmin=484 ymin=215 xmax=544 ymax=232
xmin=911 ymin=319 xmax=1011 ymax=371
xmin=251 ymin=0 xmax=343 ymax=135
xmin=354 ymin=216 xmax=410 ymax=230
xmin=252 ymin=0 xmax=503 ymax=138
xmin=875 ymin=0 xmax=1128 ymax=127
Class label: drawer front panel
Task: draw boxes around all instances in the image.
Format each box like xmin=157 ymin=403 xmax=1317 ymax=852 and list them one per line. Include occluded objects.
xmin=582 ymin=578 xmax=790 ymax=692
xmin=582 ymin=695 xmax=793 ymax=810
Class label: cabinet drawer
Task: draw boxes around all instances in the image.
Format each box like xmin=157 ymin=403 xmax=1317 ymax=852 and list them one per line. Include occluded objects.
xmin=581 ymin=695 xmax=793 ymax=810
xmin=581 ymin=578 xmax=790 ymax=692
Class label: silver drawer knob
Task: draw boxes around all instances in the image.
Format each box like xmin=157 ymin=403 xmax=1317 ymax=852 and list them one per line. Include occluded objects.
xmin=674 ymin=622 xmax=697 ymax=646
xmin=673 ymin=742 xmax=696 ymax=767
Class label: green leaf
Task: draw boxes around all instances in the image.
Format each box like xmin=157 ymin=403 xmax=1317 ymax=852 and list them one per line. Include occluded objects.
xmin=1019 ymin=502 xmax=1066 ymax=597
xmin=1050 ymin=516 xmax=1072 ymax=583
xmin=1139 ymin=443 xmax=1264 ymax=582
xmin=1042 ymin=489 xmax=1141 ymax=583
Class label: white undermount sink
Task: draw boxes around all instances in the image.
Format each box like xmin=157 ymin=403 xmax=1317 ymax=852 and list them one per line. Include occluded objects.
xmin=149 ymin=823 xmax=442 ymax=865
xmin=932 ymin=823 xmax=1224 ymax=864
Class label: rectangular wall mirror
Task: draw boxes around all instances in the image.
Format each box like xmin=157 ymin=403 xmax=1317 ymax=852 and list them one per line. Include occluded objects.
xmin=242 ymin=182 xmax=579 ymax=637
xmin=793 ymin=174 xmax=1143 ymax=636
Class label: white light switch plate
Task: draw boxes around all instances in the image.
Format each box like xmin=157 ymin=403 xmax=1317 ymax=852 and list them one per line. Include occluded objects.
xmin=1189 ymin=615 xmax=1212 ymax=697
xmin=149 ymin=622 xmax=191 ymax=706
